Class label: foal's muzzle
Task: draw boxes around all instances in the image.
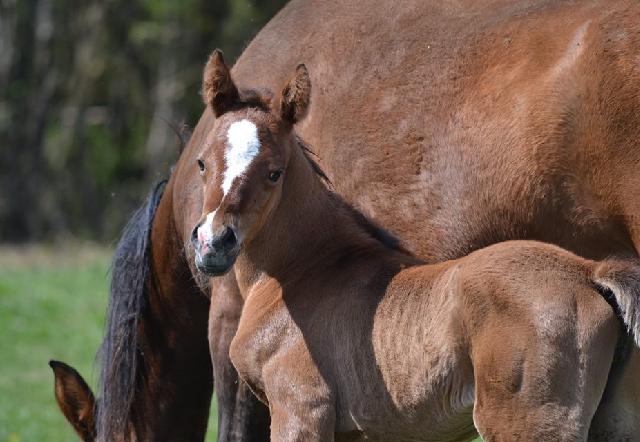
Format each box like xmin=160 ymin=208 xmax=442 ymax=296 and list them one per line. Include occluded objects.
xmin=191 ymin=224 xmax=238 ymax=276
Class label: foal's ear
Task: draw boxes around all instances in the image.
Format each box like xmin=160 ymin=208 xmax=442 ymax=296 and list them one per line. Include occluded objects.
xmin=203 ymin=49 xmax=239 ymax=117
xmin=49 ymin=360 xmax=97 ymax=442
xmin=280 ymin=64 xmax=311 ymax=124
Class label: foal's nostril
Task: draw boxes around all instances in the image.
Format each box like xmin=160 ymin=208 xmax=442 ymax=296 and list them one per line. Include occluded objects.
xmin=191 ymin=224 xmax=201 ymax=247
xmin=221 ymin=228 xmax=237 ymax=250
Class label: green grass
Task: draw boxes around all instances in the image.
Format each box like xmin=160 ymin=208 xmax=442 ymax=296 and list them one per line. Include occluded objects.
xmin=0 ymin=245 xmax=217 ymax=442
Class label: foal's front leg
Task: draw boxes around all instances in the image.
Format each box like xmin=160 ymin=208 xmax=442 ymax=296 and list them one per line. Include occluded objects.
xmin=209 ymin=273 xmax=270 ymax=442
xmin=268 ymin=399 xmax=336 ymax=442
xmin=262 ymin=346 xmax=336 ymax=442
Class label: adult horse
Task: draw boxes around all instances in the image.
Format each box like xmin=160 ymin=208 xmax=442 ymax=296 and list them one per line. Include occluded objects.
xmin=52 ymin=0 xmax=640 ymax=440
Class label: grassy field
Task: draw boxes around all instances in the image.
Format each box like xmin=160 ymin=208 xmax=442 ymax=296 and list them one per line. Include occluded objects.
xmin=0 ymin=244 xmax=217 ymax=442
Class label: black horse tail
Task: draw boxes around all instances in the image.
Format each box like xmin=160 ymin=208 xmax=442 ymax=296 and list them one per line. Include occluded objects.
xmin=96 ymin=179 xmax=167 ymax=440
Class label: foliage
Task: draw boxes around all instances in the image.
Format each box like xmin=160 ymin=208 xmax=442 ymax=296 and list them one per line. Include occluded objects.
xmin=0 ymin=0 xmax=287 ymax=242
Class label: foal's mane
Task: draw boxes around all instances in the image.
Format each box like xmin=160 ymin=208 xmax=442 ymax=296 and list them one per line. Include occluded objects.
xmin=298 ymin=137 xmax=405 ymax=253
xmin=97 ymin=179 xmax=167 ymax=439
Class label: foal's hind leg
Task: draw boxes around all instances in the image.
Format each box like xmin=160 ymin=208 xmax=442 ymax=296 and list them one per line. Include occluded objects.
xmin=255 ymin=342 xmax=336 ymax=442
xmin=471 ymin=299 xmax=618 ymax=441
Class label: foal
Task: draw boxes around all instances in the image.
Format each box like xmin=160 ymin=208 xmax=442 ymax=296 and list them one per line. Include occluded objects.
xmin=192 ymin=54 xmax=640 ymax=441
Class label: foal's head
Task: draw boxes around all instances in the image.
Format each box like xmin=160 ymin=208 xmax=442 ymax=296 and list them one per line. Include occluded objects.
xmin=191 ymin=50 xmax=311 ymax=276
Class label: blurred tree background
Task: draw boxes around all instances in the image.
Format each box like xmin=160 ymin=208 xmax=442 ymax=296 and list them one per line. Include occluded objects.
xmin=0 ymin=0 xmax=288 ymax=243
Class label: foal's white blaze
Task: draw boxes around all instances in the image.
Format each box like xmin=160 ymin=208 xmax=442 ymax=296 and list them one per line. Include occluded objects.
xmin=222 ymin=119 xmax=261 ymax=195
xmin=197 ymin=119 xmax=260 ymax=249
xmin=197 ymin=210 xmax=217 ymax=244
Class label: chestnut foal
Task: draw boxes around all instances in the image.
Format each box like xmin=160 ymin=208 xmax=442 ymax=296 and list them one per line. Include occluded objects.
xmin=192 ymin=62 xmax=640 ymax=441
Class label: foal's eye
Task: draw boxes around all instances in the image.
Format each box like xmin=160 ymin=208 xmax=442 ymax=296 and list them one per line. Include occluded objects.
xmin=197 ymin=159 xmax=205 ymax=173
xmin=268 ymin=170 xmax=282 ymax=182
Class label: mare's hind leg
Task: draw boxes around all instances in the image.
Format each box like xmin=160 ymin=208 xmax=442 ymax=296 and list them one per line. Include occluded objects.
xmin=209 ymin=273 xmax=270 ymax=442
xmin=471 ymin=296 xmax=618 ymax=442
xmin=588 ymin=347 xmax=640 ymax=441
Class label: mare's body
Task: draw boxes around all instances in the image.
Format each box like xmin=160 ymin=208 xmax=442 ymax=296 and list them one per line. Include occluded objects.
xmin=230 ymin=0 xmax=640 ymax=262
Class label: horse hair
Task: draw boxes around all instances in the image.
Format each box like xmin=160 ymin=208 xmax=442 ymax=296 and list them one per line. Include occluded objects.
xmin=96 ymin=179 xmax=167 ymax=440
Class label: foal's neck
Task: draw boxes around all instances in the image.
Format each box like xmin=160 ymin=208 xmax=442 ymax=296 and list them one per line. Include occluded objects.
xmin=235 ymin=140 xmax=401 ymax=292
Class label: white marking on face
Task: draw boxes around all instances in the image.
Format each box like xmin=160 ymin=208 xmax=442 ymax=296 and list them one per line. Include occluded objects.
xmin=222 ymin=119 xmax=261 ymax=195
xmin=197 ymin=119 xmax=259 ymax=253
xmin=197 ymin=210 xmax=217 ymax=244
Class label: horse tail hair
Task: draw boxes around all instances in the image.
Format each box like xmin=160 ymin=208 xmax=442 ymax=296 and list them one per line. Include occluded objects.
xmin=593 ymin=259 xmax=640 ymax=348
xmin=96 ymin=179 xmax=168 ymax=440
